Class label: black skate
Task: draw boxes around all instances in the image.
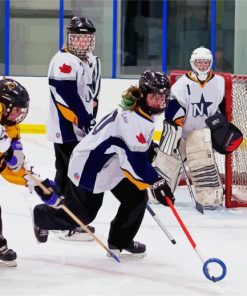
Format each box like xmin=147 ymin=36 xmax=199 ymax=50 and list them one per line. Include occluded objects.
xmin=34 ymin=225 xmax=49 ymax=243
xmin=108 ymin=241 xmax=146 ymax=259
xmin=57 ymin=226 xmax=95 ymax=242
xmin=0 ymin=240 xmax=17 ymax=267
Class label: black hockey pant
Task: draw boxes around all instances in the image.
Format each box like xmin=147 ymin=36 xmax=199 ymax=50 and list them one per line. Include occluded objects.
xmin=0 ymin=206 xmax=2 ymax=234
xmin=34 ymin=178 xmax=148 ymax=249
xmin=54 ymin=142 xmax=79 ymax=196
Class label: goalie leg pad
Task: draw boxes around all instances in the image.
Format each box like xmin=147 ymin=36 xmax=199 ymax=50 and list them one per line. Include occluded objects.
xmin=186 ymin=128 xmax=223 ymax=207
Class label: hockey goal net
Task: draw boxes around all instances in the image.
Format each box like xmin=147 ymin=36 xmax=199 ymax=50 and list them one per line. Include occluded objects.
xmin=170 ymin=70 xmax=247 ymax=208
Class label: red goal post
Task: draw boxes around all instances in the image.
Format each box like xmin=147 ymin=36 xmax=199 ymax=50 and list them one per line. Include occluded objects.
xmin=170 ymin=70 xmax=247 ymax=208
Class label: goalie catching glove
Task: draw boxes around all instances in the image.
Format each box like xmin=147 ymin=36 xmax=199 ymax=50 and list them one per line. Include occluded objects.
xmin=150 ymin=178 xmax=175 ymax=206
xmin=34 ymin=179 xmax=62 ymax=207
xmin=205 ymin=113 xmax=243 ymax=154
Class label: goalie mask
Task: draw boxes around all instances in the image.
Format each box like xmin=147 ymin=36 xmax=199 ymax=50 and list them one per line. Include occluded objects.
xmin=0 ymin=78 xmax=30 ymax=126
xmin=190 ymin=47 xmax=213 ymax=81
xmin=67 ymin=16 xmax=96 ymax=58
xmin=139 ymin=70 xmax=170 ymax=115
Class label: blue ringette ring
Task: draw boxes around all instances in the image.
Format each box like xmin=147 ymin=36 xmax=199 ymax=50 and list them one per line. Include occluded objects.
xmin=203 ymin=258 xmax=227 ymax=282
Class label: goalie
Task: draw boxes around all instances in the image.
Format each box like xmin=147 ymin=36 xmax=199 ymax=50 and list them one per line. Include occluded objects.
xmin=152 ymin=46 xmax=243 ymax=209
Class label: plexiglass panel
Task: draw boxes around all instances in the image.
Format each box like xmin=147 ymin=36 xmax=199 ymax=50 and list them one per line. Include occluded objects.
xmin=9 ymin=0 xmax=59 ymax=76
xmin=120 ymin=0 xmax=163 ymax=76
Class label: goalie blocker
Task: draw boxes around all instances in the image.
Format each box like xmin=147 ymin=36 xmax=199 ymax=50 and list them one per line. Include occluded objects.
xmin=152 ymin=121 xmax=183 ymax=194
xmin=205 ymin=113 xmax=243 ymax=155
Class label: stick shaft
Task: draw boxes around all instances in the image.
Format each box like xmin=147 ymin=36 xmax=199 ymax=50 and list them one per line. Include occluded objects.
xmin=146 ymin=203 xmax=176 ymax=244
xmin=59 ymin=205 xmax=109 ymax=252
xmin=177 ymin=150 xmax=204 ymax=214
xmin=165 ymin=196 xmax=196 ymax=249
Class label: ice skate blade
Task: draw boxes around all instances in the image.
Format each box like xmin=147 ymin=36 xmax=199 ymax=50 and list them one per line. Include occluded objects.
xmin=57 ymin=231 xmax=94 ymax=242
xmin=0 ymin=259 xmax=17 ymax=267
xmin=107 ymin=250 xmax=146 ymax=259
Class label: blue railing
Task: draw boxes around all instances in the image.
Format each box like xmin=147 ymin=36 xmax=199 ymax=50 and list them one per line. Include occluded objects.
xmin=210 ymin=0 xmax=216 ymax=70
xmin=4 ymin=0 xmax=10 ymax=76
xmin=59 ymin=0 xmax=64 ymax=49
xmin=162 ymin=0 xmax=168 ymax=73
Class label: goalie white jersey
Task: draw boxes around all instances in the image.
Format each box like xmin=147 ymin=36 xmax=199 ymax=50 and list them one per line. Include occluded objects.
xmin=68 ymin=108 xmax=159 ymax=193
xmin=166 ymin=72 xmax=225 ymax=139
xmin=47 ymin=49 xmax=101 ymax=144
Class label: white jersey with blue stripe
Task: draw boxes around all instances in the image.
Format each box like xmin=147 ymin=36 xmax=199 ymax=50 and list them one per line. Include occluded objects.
xmin=68 ymin=108 xmax=159 ymax=193
xmin=166 ymin=72 xmax=225 ymax=139
xmin=47 ymin=49 xmax=101 ymax=143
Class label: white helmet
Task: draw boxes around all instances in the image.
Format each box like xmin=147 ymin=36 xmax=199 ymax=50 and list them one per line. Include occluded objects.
xmin=190 ymin=47 xmax=213 ymax=81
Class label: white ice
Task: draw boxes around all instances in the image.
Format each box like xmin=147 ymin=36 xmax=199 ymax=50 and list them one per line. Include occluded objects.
xmin=0 ymin=134 xmax=247 ymax=296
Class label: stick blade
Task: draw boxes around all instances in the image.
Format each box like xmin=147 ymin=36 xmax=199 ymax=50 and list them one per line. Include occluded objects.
xmin=195 ymin=201 xmax=204 ymax=214
xmin=108 ymin=251 xmax=121 ymax=263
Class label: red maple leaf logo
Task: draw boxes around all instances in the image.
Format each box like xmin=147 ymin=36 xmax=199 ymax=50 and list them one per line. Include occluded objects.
xmin=136 ymin=133 xmax=146 ymax=144
xmin=59 ymin=63 xmax=72 ymax=74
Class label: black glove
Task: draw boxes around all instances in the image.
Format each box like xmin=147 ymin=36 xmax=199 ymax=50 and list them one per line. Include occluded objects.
xmin=150 ymin=178 xmax=175 ymax=206
xmin=34 ymin=179 xmax=62 ymax=207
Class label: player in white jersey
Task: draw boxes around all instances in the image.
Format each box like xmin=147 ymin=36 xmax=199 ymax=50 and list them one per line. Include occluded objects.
xmin=46 ymin=16 xmax=101 ymax=240
xmin=33 ymin=70 xmax=174 ymax=256
xmin=152 ymin=47 xmax=226 ymax=208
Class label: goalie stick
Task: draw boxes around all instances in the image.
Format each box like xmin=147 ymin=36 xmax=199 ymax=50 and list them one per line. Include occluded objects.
xmin=26 ymin=171 xmax=120 ymax=263
xmin=177 ymin=150 xmax=204 ymax=214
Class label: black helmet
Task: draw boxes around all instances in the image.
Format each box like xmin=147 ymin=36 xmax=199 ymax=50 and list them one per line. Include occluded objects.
xmin=139 ymin=70 xmax=170 ymax=97
xmin=138 ymin=70 xmax=170 ymax=115
xmin=67 ymin=16 xmax=96 ymax=34
xmin=0 ymin=78 xmax=30 ymax=126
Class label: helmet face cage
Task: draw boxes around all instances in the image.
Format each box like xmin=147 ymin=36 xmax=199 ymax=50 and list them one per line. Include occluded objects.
xmin=190 ymin=47 xmax=213 ymax=77
xmin=139 ymin=70 xmax=170 ymax=115
xmin=0 ymin=79 xmax=29 ymax=126
xmin=68 ymin=33 xmax=95 ymax=58
xmin=67 ymin=16 xmax=96 ymax=58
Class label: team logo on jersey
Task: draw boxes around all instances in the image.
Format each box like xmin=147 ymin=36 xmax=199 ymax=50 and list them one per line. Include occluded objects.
xmin=191 ymin=94 xmax=213 ymax=117
xmin=74 ymin=173 xmax=80 ymax=180
xmin=136 ymin=133 xmax=146 ymax=144
xmin=59 ymin=63 xmax=72 ymax=74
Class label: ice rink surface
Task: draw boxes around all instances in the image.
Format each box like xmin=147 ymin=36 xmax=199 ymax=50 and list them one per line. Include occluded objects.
xmin=0 ymin=134 xmax=247 ymax=296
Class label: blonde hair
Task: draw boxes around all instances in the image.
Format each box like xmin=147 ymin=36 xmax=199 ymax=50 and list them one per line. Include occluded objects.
xmin=119 ymin=86 xmax=143 ymax=111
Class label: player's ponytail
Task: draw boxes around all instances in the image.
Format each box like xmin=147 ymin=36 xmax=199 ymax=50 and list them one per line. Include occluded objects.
xmin=119 ymin=86 xmax=143 ymax=111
